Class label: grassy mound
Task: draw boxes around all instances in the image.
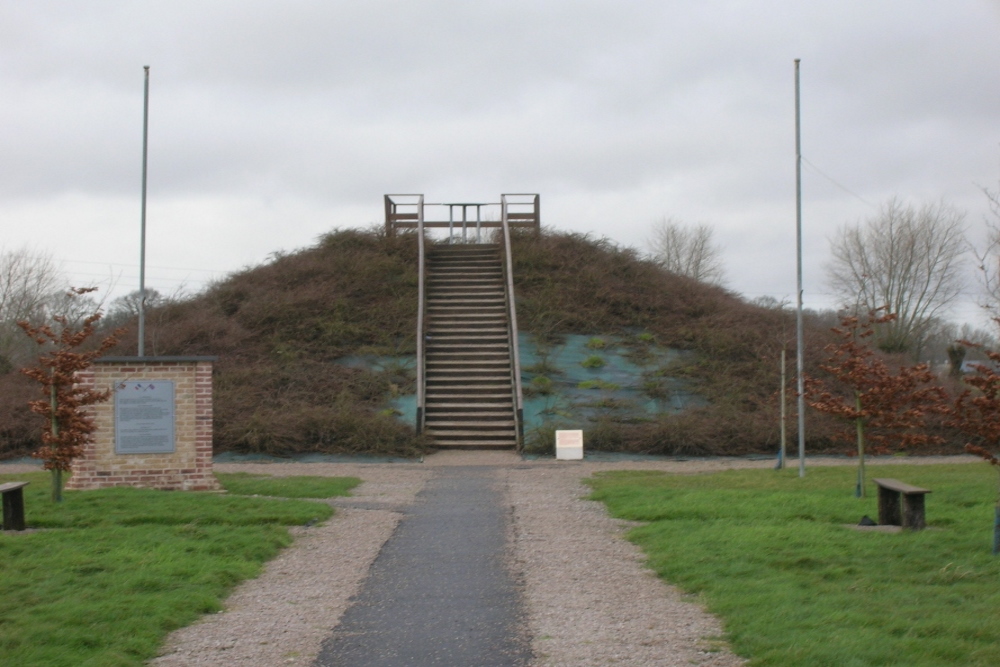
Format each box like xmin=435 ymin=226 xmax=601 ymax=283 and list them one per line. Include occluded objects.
xmin=0 ymin=228 xmax=427 ymax=459
xmin=0 ymin=226 xmax=957 ymax=458
xmin=139 ymin=228 xmax=427 ymax=457
xmin=509 ymin=231 xmax=851 ymax=455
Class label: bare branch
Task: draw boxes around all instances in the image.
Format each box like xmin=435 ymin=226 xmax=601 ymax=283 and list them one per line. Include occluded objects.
xmin=647 ymin=217 xmax=725 ymax=285
xmin=973 ymin=181 xmax=1000 ymax=322
xmin=827 ymin=198 xmax=966 ymax=356
xmin=0 ymin=248 xmax=63 ymax=368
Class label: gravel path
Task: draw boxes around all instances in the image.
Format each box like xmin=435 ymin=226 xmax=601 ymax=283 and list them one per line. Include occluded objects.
xmin=8 ymin=453 xmax=972 ymax=665
xmin=151 ymin=463 xmax=431 ymax=667
xmin=148 ymin=451 xmax=753 ymax=666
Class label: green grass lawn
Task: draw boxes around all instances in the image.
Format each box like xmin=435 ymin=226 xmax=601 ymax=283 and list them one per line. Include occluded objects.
xmin=0 ymin=471 xmax=359 ymax=667
xmin=217 ymin=472 xmax=360 ymax=498
xmin=587 ymin=464 xmax=1000 ymax=667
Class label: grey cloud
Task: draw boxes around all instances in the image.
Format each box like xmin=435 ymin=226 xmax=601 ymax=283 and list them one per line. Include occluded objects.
xmin=1 ymin=0 xmax=998 ymax=321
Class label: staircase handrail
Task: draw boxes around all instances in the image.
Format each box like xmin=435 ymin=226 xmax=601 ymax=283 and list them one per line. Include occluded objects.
xmin=500 ymin=194 xmax=525 ymax=448
xmin=415 ymin=195 xmax=426 ymax=434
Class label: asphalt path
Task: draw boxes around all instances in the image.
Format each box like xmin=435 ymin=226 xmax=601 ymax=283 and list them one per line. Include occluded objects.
xmin=314 ymin=465 xmax=532 ymax=666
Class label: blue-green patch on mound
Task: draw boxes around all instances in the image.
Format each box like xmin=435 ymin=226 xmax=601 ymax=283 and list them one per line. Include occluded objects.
xmin=336 ymin=334 xmax=705 ymax=436
xmin=518 ymin=333 xmax=705 ymax=432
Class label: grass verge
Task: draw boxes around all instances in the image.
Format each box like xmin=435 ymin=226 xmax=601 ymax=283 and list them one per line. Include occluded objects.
xmin=0 ymin=471 xmax=355 ymax=667
xmin=587 ymin=464 xmax=1000 ymax=666
xmin=216 ymin=472 xmax=360 ymax=498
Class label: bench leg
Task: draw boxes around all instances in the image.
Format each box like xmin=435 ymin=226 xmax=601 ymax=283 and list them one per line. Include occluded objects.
xmin=877 ymin=487 xmax=902 ymax=526
xmin=902 ymin=493 xmax=926 ymax=531
xmin=2 ymin=489 xmax=26 ymax=531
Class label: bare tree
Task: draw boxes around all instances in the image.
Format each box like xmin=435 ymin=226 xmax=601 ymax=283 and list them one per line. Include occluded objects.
xmin=648 ymin=218 xmax=724 ymax=285
xmin=973 ymin=181 xmax=1000 ymax=320
xmin=107 ymin=288 xmax=165 ymax=324
xmin=0 ymin=248 xmax=59 ymax=323
xmin=959 ymin=322 xmax=999 ymax=350
xmin=0 ymin=248 xmax=62 ymax=369
xmin=827 ymin=198 xmax=966 ymax=356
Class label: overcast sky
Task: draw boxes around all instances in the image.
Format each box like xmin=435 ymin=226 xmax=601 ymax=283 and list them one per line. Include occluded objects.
xmin=2 ymin=1 xmax=999 ymax=326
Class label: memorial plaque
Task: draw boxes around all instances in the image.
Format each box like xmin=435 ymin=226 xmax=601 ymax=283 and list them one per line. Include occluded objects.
xmin=114 ymin=380 xmax=176 ymax=454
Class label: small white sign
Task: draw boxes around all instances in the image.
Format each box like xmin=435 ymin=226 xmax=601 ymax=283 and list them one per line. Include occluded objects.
xmin=555 ymin=429 xmax=584 ymax=460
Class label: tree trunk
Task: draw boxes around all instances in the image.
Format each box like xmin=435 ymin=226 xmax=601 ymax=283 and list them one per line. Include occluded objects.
xmin=778 ymin=347 xmax=787 ymax=469
xmin=855 ymin=391 xmax=865 ymax=498
xmin=52 ymin=468 xmax=62 ymax=503
xmin=947 ymin=344 xmax=966 ymax=378
xmin=49 ymin=380 xmax=63 ymax=503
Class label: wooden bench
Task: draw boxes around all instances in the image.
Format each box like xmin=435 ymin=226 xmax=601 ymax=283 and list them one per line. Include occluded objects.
xmin=1 ymin=481 xmax=29 ymax=531
xmin=873 ymin=478 xmax=931 ymax=530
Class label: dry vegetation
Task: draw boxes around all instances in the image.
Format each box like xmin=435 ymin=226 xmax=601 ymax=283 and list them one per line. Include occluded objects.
xmin=511 ymin=231 xmax=846 ymax=455
xmin=0 ymin=227 xmax=968 ymax=459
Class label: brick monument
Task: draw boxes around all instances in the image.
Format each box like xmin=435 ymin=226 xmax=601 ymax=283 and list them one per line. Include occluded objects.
xmin=67 ymin=356 xmax=220 ymax=491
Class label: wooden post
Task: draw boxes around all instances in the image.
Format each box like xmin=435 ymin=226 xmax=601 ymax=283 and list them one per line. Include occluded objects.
xmin=993 ymin=505 xmax=1000 ymax=555
xmin=384 ymin=195 xmax=395 ymax=237
xmin=877 ymin=485 xmax=902 ymax=526
xmin=1 ymin=482 xmax=29 ymax=531
xmin=903 ymin=493 xmax=926 ymax=530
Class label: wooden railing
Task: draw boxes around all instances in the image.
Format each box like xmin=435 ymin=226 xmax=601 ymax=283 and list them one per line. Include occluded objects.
xmin=381 ymin=195 xmax=430 ymax=434
xmin=413 ymin=196 xmax=427 ymax=434
xmin=501 ymin=194 xmax=527 ymax=448
xmin=385 ymin=194 xmax=539 ymax=239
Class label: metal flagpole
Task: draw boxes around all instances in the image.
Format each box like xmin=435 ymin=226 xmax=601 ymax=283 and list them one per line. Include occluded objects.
xmin=794 ymin=59 xmax=806 ymax=477
xmin=139 ymin=66 xmax=150 ymax=357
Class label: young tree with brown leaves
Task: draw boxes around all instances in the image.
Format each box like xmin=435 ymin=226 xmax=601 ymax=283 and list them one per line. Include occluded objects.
xmin=806 ymin=310 xmax=946 ymax=497
xmin=948 ymin=340 xmax=1000 ymax=553
xmin=18 ymin=288 xmax=121 ymax=502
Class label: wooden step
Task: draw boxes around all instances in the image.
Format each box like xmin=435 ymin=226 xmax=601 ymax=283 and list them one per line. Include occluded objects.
xmin=425 ymin=390 xmax=513 ymax=397
xmin=426 ymin=324 xmax=508 ymax=331
xmin=425 ymin=402 xmax=513 ymax=410
xmin=427 ymin=297 xmax=505 ymax=305
xmin=426 ymin=351 xmax=510 ymax=359
xmin=429 ymin=444 xmax=516 ymax=451
xmin=426 ymin=365 xmax=510 ymax=372
xmin=428 ymin=429 xmax=517 ymax=439
xmin=425 ymin=353 xmax=510 ymax=361
xmin=429 ymin=264 xmax=502 ymax=273
xmin=426 ymin=307 xmax=505 ymax=314
xmin=429 ymin=278 xmax=503 ymax=285
xmin=427 ymin=357 xmax=510 ymax=366
xmin=426 ymin=368 xmax=511 ymax=375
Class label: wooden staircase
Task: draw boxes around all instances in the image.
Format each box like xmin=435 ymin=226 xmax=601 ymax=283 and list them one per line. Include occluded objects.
xmin=423 ymin=244 xmax=518 ymax=449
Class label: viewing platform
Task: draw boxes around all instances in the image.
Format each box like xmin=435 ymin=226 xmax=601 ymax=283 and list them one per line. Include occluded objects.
xmin=384 ymin=194 xmax=540 ymax=242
